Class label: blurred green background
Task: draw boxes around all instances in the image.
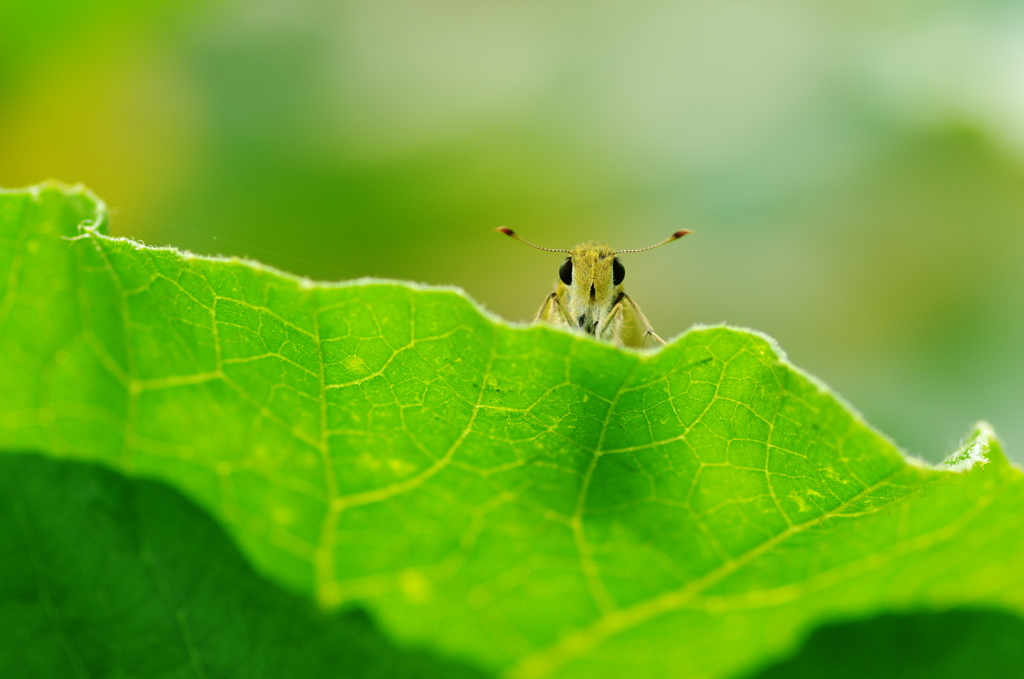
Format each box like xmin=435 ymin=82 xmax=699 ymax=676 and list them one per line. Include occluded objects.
xmin=2 ymin=0 xmax=1023 ymax=463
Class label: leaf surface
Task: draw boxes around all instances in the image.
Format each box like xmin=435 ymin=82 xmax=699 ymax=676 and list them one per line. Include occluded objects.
xmin=0 ymin=453 xmax=488 ymax=679
xmin=2 ymin=184 xmax=1024 ymax=678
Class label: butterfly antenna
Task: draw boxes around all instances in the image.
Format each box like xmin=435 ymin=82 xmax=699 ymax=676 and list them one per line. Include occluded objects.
xmin=494 ymin=227 xmax=570 ymax=253
xmin=617 ymin=229 xmax=693 ymax=253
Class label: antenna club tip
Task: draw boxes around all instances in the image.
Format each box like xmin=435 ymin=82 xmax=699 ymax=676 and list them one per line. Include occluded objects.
xmin=672 ymin=229 xmax=693 ymax=239
xmin=495 ymin=226 xmax=515 ymax=236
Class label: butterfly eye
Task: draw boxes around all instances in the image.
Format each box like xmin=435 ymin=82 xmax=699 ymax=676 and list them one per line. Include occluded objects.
xmin=559 ymin=258 xmax=573 ymax=285
xmin=612 ymin=257 xmax=625 ymax=285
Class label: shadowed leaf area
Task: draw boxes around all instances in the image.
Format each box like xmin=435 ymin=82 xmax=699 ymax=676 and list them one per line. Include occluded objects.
xmin=0 ymin=453 xmax=488 ymax=679
xmin=748 ymin=609 xmax=1024 ymax=679
xmin=3 ymin=183 xmax=1024 ymax=679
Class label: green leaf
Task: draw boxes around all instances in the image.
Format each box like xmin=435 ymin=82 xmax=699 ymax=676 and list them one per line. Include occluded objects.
xmin=747 ymin=609 xmax=1024 ymax=679
xmin=0 ymin=453 xmax=489 ymax=679
xmin=2 ymin=183 xmax=1024 ymax=678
